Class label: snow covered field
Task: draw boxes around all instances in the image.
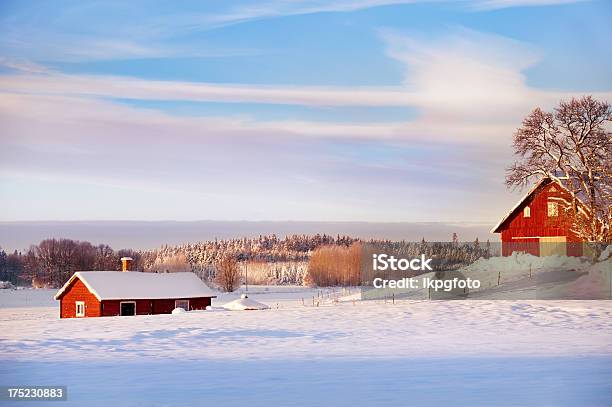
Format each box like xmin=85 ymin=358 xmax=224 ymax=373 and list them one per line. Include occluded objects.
xmin=1 ymin=284 xmax=611 ymax=406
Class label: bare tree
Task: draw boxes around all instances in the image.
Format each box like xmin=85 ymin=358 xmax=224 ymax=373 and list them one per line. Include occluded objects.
xmin=506 ymin=96 xmax=612 ymax=241
xmin=94 ymin=244 xmax=115 ymax=270
xmin=214 ymin=255 xmax=240 ymax=292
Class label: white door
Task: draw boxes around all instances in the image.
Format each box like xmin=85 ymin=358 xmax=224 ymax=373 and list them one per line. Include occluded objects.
xmin=539 ymin=236 xmax=566 ymax=256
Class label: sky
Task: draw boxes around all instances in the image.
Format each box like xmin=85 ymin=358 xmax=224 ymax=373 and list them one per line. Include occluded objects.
xmin=0 ymin=0 xmax=611 ymax=224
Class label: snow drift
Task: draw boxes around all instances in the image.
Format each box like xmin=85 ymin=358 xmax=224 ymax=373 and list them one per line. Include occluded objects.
xmin=222 ymin=294 xmax=270 ymax=311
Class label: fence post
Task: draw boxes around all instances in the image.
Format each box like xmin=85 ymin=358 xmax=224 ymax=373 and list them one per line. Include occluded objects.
xmin=497 ymin=271 xmax=501 ymax=286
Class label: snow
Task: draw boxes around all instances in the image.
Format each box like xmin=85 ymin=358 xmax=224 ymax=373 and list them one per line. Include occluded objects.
xmin=1 ymin=284 xmax=611 ymax=405
xmin=54 ymin=271 xmax=217 ymax=301
xmin=360 ymin=254 xmax=611 ymax=301
xmin=600 ymin=245 xmax=611 ymax=261
xmin=0 ymin=288 xmax=57 ymax=308
xmin=0 ymin=281 xmax=15 ymax=289
xmin=222 ymin=294 xmax=270 ymax=310
xmin=462 ymin=254 xmax=611 ymax=299
xmin=171 ymin=307 xmax=186 ymax=314
xmin=5 ymin=358 xmax=611 ymax=407
xmin=465 ymin=251 xmax=587 ymax=276
xmin=1 ymin=295 xmax=611 ymax=361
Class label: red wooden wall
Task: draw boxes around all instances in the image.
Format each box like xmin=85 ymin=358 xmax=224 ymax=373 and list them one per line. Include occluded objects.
xmin=499 ymin=182 xmax=582 ymax=256
xmin=101 ymin=297 xmax=211 ymax=316
xmin=59 ymin=278 xmax=101 ymax=318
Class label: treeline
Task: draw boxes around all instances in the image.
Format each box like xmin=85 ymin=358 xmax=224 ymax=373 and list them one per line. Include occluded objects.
xmin=0 ymin=239 xmax=143 ymax=288
xmin=0 ymin=249 xmax=23 ymax=285
xmin=372 ymin=238 xmax=495 ymax=270
xmin=1 ymin=234 xmax=493 ymax=288
xmin=148 ymin=234 xmax=358 ymax=280
xmin=0 ymin=234 xmax=358 ymax=288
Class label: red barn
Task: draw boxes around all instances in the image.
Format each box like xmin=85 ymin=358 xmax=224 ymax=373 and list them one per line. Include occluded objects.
xmin=54 ymin=270 xmax=217 ymax=318
xmin=491 ymin=177 xmax=587 ymax=257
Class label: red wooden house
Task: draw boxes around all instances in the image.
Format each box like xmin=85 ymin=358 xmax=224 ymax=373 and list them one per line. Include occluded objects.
xmin=491 ymin=177 xmax=586 ymax=257
xmin=55 ymin=260 xmax=216 ymax=318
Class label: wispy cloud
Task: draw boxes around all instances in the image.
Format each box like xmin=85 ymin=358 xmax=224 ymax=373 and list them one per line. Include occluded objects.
xmin=0 ymin=89 xmax=514 ymax=222
xmin=2 ymin=26 xmax=610 ymax=152
xmin=471 ymin=0 xmax=588 ymax=10
xmin=0 ymin=0 xmax=588 ymax=62
xmin=0 ymin=73 xmax=411 ymax=107
xmin=381 ymin=28 xmax=539 ymax=119
xmin=1 ymin=21 xmax=607 ymax=222
xmin=198 ymin=0 xmax=591 ymax=29
xmin=0 ymin=29 xmax=261 ymax=62
xmin=2 ymin=28 xmax=608 ymax=120
xmin=0 ymin=57 xmax=50 ymax=74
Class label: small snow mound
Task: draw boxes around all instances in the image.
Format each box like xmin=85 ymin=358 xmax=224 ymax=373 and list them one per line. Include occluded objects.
xmin=171 ymin=307 xmax=187 ymax=314
xmin=0 ymin=281 xmax=15 ymax=289
xmin=223 ymin=296 xmax=269 ymax=311
xmin=599 ymin=245 xmax=611 ymax=261
xmin=338 ymin=291 xmax=362 ymax=302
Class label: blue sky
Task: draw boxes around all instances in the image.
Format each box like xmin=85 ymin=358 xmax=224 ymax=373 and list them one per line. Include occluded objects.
xmin=0 ymin=0 xmax=611 ymax=223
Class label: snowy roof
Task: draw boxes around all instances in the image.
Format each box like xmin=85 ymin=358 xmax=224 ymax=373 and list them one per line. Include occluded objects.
xmin=54 ymin=271 xmax=217 ymax=301
xmin=222 ymin=296 xmax=269 ymax=311
xmin=491 ymin=178 xmax=551 ymax=234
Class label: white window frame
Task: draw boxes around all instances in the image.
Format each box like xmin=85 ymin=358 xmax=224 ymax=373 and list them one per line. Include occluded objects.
xmin=75 ymin=301 xmax=85 ymax=317
xmin=175 ymin=299 xmax=189 ymax=311
xmin=523 ymin=206 xmax=531 ymax=218
xmin=120 ymin=301 xmax=137 ymax=316
xmin=547 ymin=201 xmax=559 ymax=217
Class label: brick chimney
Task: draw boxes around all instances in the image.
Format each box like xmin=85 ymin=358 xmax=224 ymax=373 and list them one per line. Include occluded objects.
xmin=121 ymin=257 xmax=133 ymax=272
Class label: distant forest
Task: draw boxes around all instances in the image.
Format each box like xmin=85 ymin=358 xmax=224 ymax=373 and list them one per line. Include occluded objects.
xmin=0 ymin=234 xmax=493 ymax=288
xmin=0 ymin=234 xmax=356 ymax=288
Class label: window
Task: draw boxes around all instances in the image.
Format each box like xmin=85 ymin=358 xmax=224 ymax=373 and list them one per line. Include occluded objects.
xmin=523 ymin=206 xmax=531 ymax=218
xmin=547 ymin=201 xmax=559 ymax=217
xmin=175 ymin=300 xmax=189 ymax=311
xmin=75 ymin=301 xmax=85 ymax=317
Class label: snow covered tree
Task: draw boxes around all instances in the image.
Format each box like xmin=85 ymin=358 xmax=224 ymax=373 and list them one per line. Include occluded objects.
xmin=150 ymin=253 xmax=190 ymax=273
xmin=506 ymin=96 xmax=612 ymax=241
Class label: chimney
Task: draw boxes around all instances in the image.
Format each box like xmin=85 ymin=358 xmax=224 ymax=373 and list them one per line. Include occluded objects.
xmin=121 ymin=257 xmax=133 ymax=272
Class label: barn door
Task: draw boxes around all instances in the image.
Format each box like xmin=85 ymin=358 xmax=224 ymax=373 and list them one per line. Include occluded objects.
xmin=539 ymin=236 xmax=566 ymax=256
xmin=120 ymin=301 xmax=136 ymax=316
